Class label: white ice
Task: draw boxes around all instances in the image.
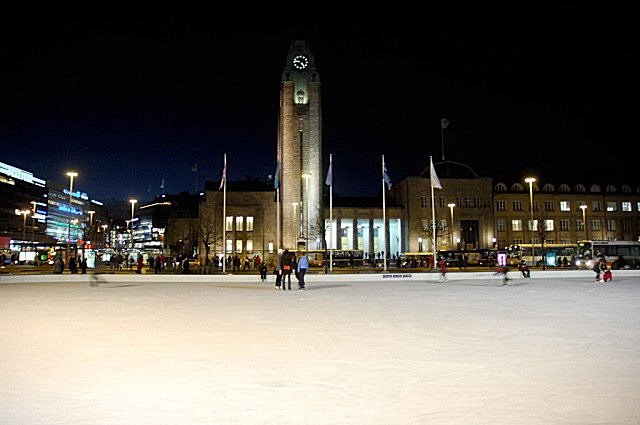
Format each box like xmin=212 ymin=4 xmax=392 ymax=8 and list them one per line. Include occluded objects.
xmin=1 ymin=275 xmax=639 ymax=425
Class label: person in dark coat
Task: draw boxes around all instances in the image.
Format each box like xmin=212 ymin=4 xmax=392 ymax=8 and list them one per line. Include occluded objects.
xmin=259 ymin=262 xmax=268 ymax=282
xmin=53 ymin=254 xmax=64 ymax=274
xmin=68 ymin=256 xmax=78 ymax=274
xmin=80 ymin=257 xmax=88 ymax=274
xmin=281 ymin=249 xmax=293 ymax=290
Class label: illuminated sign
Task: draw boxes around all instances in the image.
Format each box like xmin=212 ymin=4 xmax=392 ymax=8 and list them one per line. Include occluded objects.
xmin=63 ymin=188 xmax=89 ymax=200
xmin=0 ymin=161 xmax=46 ymax=187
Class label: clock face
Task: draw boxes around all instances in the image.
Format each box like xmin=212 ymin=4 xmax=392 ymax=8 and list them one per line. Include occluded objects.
xmin=292 ymin=54 xmax=309 ymax=70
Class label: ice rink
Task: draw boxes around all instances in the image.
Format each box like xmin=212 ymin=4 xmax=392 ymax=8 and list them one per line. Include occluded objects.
xmin=1 ymin=274 xmax=639 ymax=424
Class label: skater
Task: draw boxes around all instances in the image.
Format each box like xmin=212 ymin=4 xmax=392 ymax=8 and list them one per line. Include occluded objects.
xmin=53 ymin=253 xmax=64 ymax=274
xmin=259 ymin=261 xmax=268 ymax=283
xmin=90 ymin=253 xmax=105 ymax=287
xmin=296 ymin=250 xmax=309 ymax=290
xmin=274 ymin=249 xmax=283 ymax=289
xmin=80 ymin=257 xmax=88 ymax=274
xmin=496 ymin=264 xmax=509 ymax=285
xmin=437 ymin=257 xmax=448 ymax=282
xmin=518 ymin=259 xmax=530 ymax=278
xmin=281 ymin=249 xmax=293 ymax=290
xmin=68 ymin=256 xmax=78 ymax=274
xmin=593 ymin=257 xmax=604 ymax=282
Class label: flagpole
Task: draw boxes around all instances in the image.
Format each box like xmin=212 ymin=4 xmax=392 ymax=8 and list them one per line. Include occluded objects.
xmin=222 ymin=154 xmax=226 ymax=273
xmin=441 ymin=126 xmax=445 ymax=161
xmin=430 ymin=156 xmax=437 ymax=270
xmin=329 ymin=154 xmax=333 ymax=273
xmin=382 ymin=155 xmax=387 ymax=272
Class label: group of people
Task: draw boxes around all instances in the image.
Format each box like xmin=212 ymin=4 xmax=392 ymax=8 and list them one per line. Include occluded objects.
xmin=272 ymin=249 xmax=309 ymax=290
xmin=593 ymin=256 xmax=613 ymax=283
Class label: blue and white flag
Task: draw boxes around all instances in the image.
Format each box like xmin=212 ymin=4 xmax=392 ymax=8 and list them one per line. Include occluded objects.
xmin=383 ymin=164 xmax=392 ymax=190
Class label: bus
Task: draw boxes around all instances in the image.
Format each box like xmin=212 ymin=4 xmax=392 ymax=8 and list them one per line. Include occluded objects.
xmin=436 ymin=249 xmax=496 ymax=268
xmin=507 ymin=243 xmax=577 ymax=267
xmin=575 ymin=240 xmax=640 ymax=269
xmin=307 ymin=249 xmax=365 ymax=268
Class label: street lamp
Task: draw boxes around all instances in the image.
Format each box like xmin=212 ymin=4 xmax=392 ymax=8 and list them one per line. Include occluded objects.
xmin=16 ymin=209 xmax=30 ymax=255
xmin=417 ymin=237 xmax=423 ymax=252
xmin=302 ymin=173 xmax=311 ymax=252
xmin=129 ymin=199 xmax=137 ymax=249
xmin=66 ymin=171 xmax=78 ymax=261
xmin=447 ymin=203 xmax=456 ymax=249
xmin=525 ymin=177 xmax=536 ymax=265
xmin=30 ymin=201 xmax=37 ymax=249
xmin=101 ymin=224 xmax=108 ymax=247
xmin=580 ymin=204 xmax=588 ymax=241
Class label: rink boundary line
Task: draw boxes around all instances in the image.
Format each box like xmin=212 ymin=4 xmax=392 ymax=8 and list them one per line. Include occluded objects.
xmin=2 ymin=269 xmax=640 ymax=285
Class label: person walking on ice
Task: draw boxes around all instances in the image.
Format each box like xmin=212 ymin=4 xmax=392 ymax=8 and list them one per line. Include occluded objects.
xmin=437 ymin=257 xmax=448 ymax=283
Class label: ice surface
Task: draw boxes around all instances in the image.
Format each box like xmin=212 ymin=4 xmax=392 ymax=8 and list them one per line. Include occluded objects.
xmin=1 ymin=276 xmax=639 ymax=424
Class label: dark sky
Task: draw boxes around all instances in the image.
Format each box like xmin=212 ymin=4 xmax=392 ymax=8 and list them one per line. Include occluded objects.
xmin=1 ymin=3 xmax=637 ymax=204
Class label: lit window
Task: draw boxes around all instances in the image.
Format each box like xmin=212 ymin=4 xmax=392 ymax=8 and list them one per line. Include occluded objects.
xmin=225 ymin=216 xmax=233 ymax=231
xmin=544 ymin=219 xmax=554 ymax=231
xmin=606 ymin=202 xmax=617 ymax=212
xmin=512 ymin=219 xmax=522 ymax=231
xmin=560 ymin=201 xmax=570 ymax=212
xmin=246 ymin=237 xmax=253 ymax=252
xmin=268 ymin=241 xmax=274 ymax=253
xmin=246 ymin=216 xmax=254 ymax=231
xmin=236 ymin=239 xmax=243 ymax=252
xmin=225 ymin=237 xmax=232 ymax=253
xmin=236 ymin=216 xmax=244 ymax=230
xmin=622 ymin=202 xmax=632 ymax=212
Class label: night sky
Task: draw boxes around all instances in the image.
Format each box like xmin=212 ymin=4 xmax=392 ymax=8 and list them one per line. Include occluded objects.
xmin=1 ymin=4 xmax=637 ymax=204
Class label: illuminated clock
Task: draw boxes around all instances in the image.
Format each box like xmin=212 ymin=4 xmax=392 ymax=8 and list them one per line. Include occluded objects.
xmin=292 ymin=54 xmax=309 ymax=70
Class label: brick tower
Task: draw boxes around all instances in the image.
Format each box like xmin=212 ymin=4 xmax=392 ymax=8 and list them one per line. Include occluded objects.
xmin=277 ymin=40 xmax=322 ymax=250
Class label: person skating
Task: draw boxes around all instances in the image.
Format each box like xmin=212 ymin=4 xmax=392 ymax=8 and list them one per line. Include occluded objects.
xmin=297 ymin=251 xmax=309 ymax=290
xmin=437 ymin=257 xmax=448 ymax=283
xmin=281 ymin=249 xmax=293 ymax=290
xmin=518 ymin=259 xmax=530 ymax=278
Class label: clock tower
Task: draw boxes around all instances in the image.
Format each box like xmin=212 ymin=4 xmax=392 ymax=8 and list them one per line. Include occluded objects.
xmin=278 ymin=40 xmax=322 ymax=250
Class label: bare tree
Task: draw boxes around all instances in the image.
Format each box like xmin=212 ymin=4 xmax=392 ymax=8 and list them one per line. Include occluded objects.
xmin=535 ymin=215 xmax=553 ymax=269
xmin=198 ymin=214 xmax=221 ymax=273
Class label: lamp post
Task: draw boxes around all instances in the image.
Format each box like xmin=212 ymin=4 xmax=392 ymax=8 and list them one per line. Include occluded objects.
xmin=16 ymin=210 xmax=30 ymax=256
xmin=30 ymin=201 xmax=37 ymax=249
xmin=66 ymin=171 xmax=78 ymax=261
xmin=525 ymin=177 xmax=536 ymax=266
xmin=302 ymin=173 xmax=311 ymax=252
xmin=447 ymin=203 xmax=456 ymax=250
xmin=418 ymin=237 xmax=423 ymax=252
xmin=580 ymin=204 xmax=588 ymax=241
xmin=129 ymin=199 xmax=137 ymax=249
xmin=101 ymin=224 xmax=108 ymax=248
xmin=291 ymin=202 xmax=299 ymax=240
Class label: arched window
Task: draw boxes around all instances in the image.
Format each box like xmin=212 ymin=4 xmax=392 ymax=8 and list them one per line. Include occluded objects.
xmin=590 ymin=185 xmax=601 ymax=193
xmin=543 ymin=184 xmax=555 ymax=192
xmin=606 ymin=184 xmax=617 ymax=193
xmin=575 ymin=184 xmax=586 ymax=192
xmin=622 ymin=185 xmax=631 ymax=193
xmin=495 ymin=183 xmax=508 ymax=192
xmin=559 ymin=184 xmax=570 ymax=192
xmin=511 ymin=183 xmax=524 ymax=191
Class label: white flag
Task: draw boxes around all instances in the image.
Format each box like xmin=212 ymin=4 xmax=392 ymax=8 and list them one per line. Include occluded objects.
xmin=325 ymin=162 xmax=332 ymax=186
xmin=430 ymin=157 xmax=442 ymax=189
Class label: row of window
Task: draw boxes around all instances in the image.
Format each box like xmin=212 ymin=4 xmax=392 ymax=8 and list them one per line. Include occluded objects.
xmin=495 ymin=200 xmax=639 ymax=212
xmin=421 ymin=197 xmax=482 ymax=208
xmin=225 ymin=216 xmax=254 ymax=232
xmin=224 ymin=237 xmax=275 ymax=253
xmin=495 ymin=183 xmax=636 ymax=193
xmin=496 ymin=218 xmax=634 ymax=232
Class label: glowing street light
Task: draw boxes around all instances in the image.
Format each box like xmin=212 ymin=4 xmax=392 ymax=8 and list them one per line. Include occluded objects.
xmin=129 ymin=199 xmax=137 ymax=249
xmin=525 ymin=177 xmax=536 ymax=265
xmin=447 ymin=203 xmax=456 ymax=249
xmin=16 ymin=209 xmax=30 ymax=254
xmin=580 ymin=204 xmax=588 ymax=241
xmin=66 ymin=171 xmax=78 ymax=260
